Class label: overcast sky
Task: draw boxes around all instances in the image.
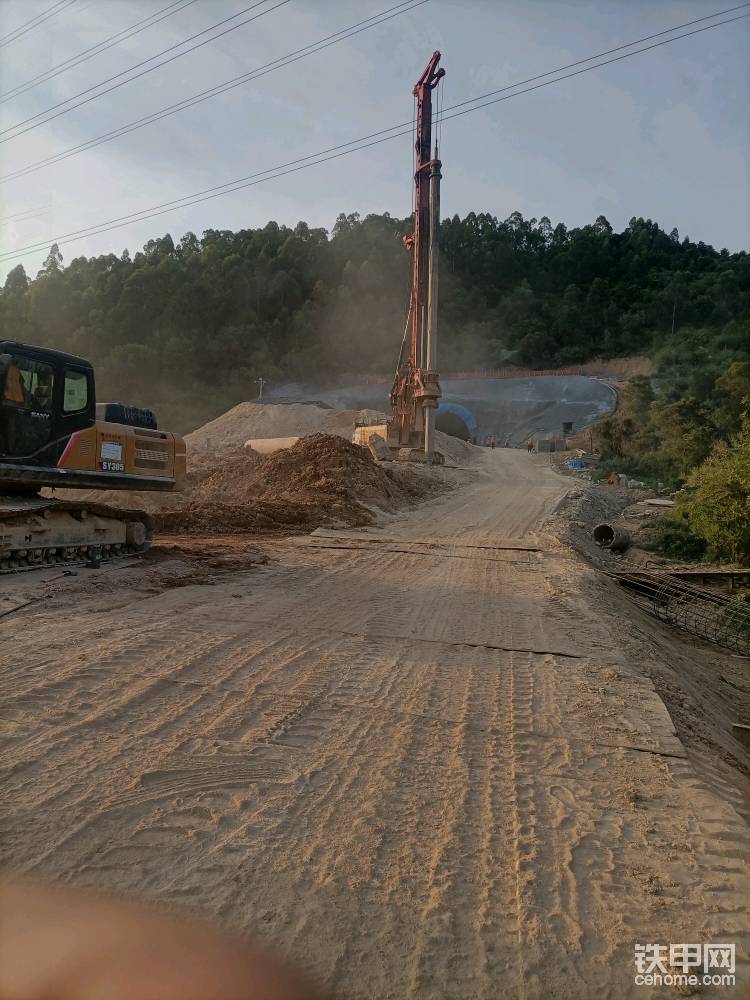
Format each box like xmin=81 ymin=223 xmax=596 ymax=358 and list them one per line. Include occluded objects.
xmin=0 ymin=0 xmax=748 ymax=281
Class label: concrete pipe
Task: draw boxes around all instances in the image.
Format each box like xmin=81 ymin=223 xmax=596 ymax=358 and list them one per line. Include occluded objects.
xmin=593 ymin=523 xmax=630 ymax=551
xmin=245 ymin=436 xmax=300 ymax=455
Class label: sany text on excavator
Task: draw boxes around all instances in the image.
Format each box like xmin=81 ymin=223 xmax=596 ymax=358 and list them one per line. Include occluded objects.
xmin=387 ymin=50 xmax=445 ymax=462
xmin=0 ymin=341 xmax=185 ymax=572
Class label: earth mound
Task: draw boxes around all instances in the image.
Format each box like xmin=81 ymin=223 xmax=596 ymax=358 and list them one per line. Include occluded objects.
xmin=155 ymin=434 xmax=438 ymax=535
xmin=186 ymin=402 xmax=386 ymax=460
xmin=49 ymin=401 xmax=463 ymax=533
xmin=254 ymin=433 xmax=402 ymax=505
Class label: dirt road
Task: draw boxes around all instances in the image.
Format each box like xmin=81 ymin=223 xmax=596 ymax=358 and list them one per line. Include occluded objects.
xmin=2 ymin=448 xmax=749 ymax=998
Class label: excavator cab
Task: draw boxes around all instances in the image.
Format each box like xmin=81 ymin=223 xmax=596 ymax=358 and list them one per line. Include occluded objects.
xmin=0 ymin=339 xmax=185 ymax=494
xmin=0 ymin=342 xmax=95 ymax=466
xmin=0 ymin=341 xmax=186 ymax=572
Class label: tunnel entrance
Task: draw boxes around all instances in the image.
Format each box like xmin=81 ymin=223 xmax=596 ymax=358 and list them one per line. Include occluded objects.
xmin=435 ymin=411 xmax=471 ymax=441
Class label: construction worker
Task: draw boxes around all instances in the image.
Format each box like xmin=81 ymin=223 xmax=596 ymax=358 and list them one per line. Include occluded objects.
xmin=3 ymin=362 xmax=25 ymax=405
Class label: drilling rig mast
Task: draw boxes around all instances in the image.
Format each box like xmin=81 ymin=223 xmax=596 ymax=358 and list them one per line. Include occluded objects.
xmin=387 ymin=51 xmax=445 ymax=460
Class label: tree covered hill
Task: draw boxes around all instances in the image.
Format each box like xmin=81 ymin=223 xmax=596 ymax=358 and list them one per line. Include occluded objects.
xmin=1 ymin=210 xmax=748 ymax=432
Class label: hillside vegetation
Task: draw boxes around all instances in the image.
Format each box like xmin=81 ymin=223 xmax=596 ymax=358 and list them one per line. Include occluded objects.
xmin=1 ymin=211 xmax=748 ymax=560
xmin=1 ymin=211 xmax=747 ymax=432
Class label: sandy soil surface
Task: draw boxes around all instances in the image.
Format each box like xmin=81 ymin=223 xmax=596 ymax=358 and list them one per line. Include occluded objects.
xmin=2 ymin=448 xmax=749 ymax=998
xmin=186 ymin=402 xmax=387 ymax=460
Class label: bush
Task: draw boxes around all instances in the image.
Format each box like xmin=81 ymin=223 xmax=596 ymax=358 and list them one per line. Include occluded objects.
xmin=677 ymin=416 xmax=750 ymax=564
xmin=592 ymin=455 xmax=680 ymax=491
xmin=637 ymin=517 xmax=707 ymax=561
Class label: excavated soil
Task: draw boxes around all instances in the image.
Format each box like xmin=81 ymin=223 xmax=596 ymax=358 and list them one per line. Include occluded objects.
xmin=48 ymin=402 xmax=389 ymax=515
xmin=185 ymin=401 xmax=386 ymax=460
xmin=49 ymin=402 xmax=479 ymax=535
xmin=154 ymin=434 xmax=442 ymax=536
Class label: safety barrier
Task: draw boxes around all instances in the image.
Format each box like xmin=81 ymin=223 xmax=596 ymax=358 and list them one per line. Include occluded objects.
xmin=441 ymin=367 xmax=584 ymax=380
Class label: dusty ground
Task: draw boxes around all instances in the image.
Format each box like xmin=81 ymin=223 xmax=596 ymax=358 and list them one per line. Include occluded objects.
xmin=2 ymin=448 xmax=749 ymax=999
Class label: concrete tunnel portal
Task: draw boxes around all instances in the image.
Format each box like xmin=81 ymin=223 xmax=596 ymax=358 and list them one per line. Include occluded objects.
xmin=435 ymin=401 xmax=477 ymax=442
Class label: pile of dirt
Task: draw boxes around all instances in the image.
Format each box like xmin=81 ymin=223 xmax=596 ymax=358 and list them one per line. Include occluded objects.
xmin=50 ymin=401 xmax=457 ymax=534
xmin=48 ymin=402 xmax=387 ymax=514
xmin=254 ymin=433 xmax=402 ymax=504
xmin=549 ymin=482 xmax=634 ymax=568
xmin=185 ymin=402 xmax=386 ymax=461
xmin=433 ymin=430 xmax=479 ymax=466
xmin=154 ymin=497 xmax=352 ymax=536
xmin=185 ymin=446 xmax=263 ymax=502
xmin=154 ymin=434 xmax=440 ymax=536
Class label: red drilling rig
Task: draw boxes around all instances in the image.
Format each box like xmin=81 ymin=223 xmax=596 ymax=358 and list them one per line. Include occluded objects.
xmin=387 ymin=51 xmax=445 ymax=461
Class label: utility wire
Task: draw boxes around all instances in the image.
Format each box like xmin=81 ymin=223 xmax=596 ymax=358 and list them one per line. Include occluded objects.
xmin=2 ymin=9 xmax=745 ymax=259
xmin=0 ymin=0 xmax=77 ymax=50
xmin=0 ymin=0 xmax=427 ymax=185
xmin=1 ymin=9 xmax=746 ymax=263
xmin=0 ymin=0 xmax=743 ymax=185
xmin=0 ymin=0 xmax=201 ymax=107
xmin=0 ymin=205 xmax=50 ymax=225
xmin=446 ymin=1 xmax=750 ymax=115
xmin=0 ymin=0 xmax=64 ymax=44
xmin=0 ymin=0 xmax=290 ymax=142
xmin=439 ymin=11 xmax=748 ymax=121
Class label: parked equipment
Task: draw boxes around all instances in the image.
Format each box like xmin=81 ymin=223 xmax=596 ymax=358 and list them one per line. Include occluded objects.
xmin=387 ymin=51 xmax=445 ymax=461
xmin=0 ymin=342 xmax=185 ymax=572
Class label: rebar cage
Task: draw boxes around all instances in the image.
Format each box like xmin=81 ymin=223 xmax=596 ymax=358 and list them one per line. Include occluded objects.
xmin=616 ymin=571 xmax=750 ymax=656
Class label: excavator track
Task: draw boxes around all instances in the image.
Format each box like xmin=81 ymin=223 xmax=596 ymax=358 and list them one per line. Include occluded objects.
xmin=0 ymin=496 xmax=152 ymax=574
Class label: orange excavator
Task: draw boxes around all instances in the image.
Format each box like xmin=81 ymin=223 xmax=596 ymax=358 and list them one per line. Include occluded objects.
xmin=0 ymin=341 xmax=185 ymax=572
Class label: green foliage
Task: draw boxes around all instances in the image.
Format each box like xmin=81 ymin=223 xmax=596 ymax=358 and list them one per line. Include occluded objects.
xmin=1 ymin=211 xmax=748 ymax=434
xmin=592 ymin=314 xmax=750 ymax=501
xmin=591 ymin=454 xmax=680 ymax=490
xmin=637 ymin=517 xmax=707 ymax=561
xmin=676 ymin=416 xmax=750 ymax=564
xmin=649 ymin=398 xmax=717 ymax=475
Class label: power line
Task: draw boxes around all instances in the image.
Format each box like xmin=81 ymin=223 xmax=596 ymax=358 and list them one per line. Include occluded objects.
xmin=0 ymin=0 xmax=743 ymax=187
xmin=0 ymin=0 xmax=291 ymax=143
xmin=0 ymin=0 xmax=77 ymax=50
xmin=446 ymin=1 xmax=750 ymax=115
xmin=0 ymin=205 xmax=50 ymax=225
xmin=0 ymin=0 xmax=427 ymax=185
xmin=3 ymin=9 xmax=745 ymax=259
xmin=1 ymin=9 xmax=746 ymax=263
xmin=441 ymin=11 xmax=749 ymax=121
xmin=0 ymin=0 xmax=201 ymax=107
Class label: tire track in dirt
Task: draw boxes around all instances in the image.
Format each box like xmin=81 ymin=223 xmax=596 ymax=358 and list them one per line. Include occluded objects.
xmin=2 ymin=448 xmax=749 ymax=997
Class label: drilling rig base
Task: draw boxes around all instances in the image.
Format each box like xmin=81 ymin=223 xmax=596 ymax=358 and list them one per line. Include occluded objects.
xmin=397 ymin=448 xmax=429 ymax=464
